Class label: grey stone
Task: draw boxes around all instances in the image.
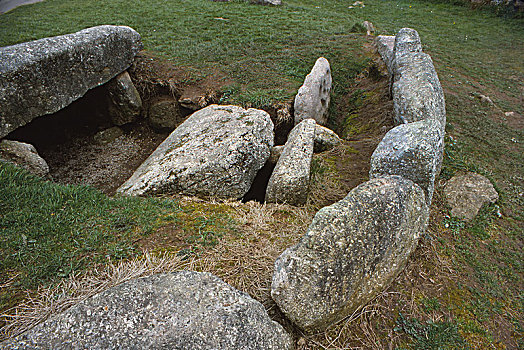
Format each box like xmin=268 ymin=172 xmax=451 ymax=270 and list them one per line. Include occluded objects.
xmin=268 ymin=145 xmax=284 ymax=165
xmin=265 ymin=119 xmax=315 ymax=206
xmin=294 ymin=57 xmax=332 ymax=126
xmin=271 ymin=176 xmax=428 ymax=332
xmin=0 ymin=25 xmax=143 ymax=138
xmin=444 ymin=172 xmax=499 ymax=221
xmin=314 ymin=124 xmax=341 ymax=153
xmin=370 ymin=119 xmax=444 ymax=206
xmin=148 ymin=97 xmax=183 ymax=131
xmin=0 ymin=140 xmax=49 ymax=177
xmin=118 ymin=104 xmax=274 ymax=198
xmin=392 ymin=28 xmax=446 ymax=130
xmin=252 ymin=0 xmax=281 ymax=4
xmin=363 ymin=21 xmax=375 ymax=36
xmin=107 ymin=71 xmax=142 ymax=126
xmin=376 ymin=35 xmax=395 ymax=75
xmin=93 ymin=127 xmax=124 ymax=145
xmin=2 ymin=271 xmax=292 ymax=350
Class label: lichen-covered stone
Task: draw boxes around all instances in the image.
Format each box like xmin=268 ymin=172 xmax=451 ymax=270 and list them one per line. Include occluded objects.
xmin=444 ymin=172 xmax=499 ymax=221
xmin=0 ymin=25 xmax=143 ymax=138
xmin=314 ymin=124 xmax=341 ymax=153
xmin=147 ymin=97 xmax=183 ymax=131
xmin=107 ymin=71 xmax=142 ymax=126
xmin=265 ymin=118 xmax=315 ymax=206
xmin=392 ymin=28 xmax=446 ymax=130
xmin=376 ymin=35 xmax=395 ymax=74
xmin=294 ymin=57 xmax=332 ymax=126
xmin=0 ymin=140 xmax=49 ymax=177
xmin=271 ymin=176 xmax=428 ymax=332
xmin=118 ymin=104 xmax=274 ymax=198
xmin=370 ymin=119 xmax=443 ymax=205
xmin=2 ymin=271 xmax=292 ymax=350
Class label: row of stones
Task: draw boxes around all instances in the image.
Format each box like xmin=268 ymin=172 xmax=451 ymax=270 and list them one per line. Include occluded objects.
xmin=269 ymin=28 xmax=447 ymax=332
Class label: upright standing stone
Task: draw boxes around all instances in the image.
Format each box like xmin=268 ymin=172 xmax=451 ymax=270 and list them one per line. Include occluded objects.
xmin=392 ymin=28 xmax=446 ymax=130
xmin=118 ymin=105 xmax=274 ymax=198
xmin=0 ymin=25 xmax=143 ymax=138
xmin=2 ymin=271 xmax=292 ymax=350
xmin=271 ymin=176 xmax=428 ymax=331
xmin=265 ymin=118 xmax=316 ymax=206
xmin=370 ymin=119 xmax=444 ymax=205
xmin=107 ymin=71 xmax=142 ymax=126
xmin=294 ymin=57 xmax=332 ymax=126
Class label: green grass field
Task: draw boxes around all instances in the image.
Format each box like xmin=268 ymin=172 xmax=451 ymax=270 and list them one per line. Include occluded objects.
xmin=1 ymin=0 xmax=523 ymax=348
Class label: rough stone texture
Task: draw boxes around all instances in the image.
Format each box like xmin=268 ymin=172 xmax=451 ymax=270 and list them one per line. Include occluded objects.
xmin=271 ymin=176 xmax=428 ymax=332
xmin=0 ymin=140 xmax=49 ymax=177
xmin=370 ymin=119 xmax=443 ymax=206
xmin=147 ymin=97 xmax=183 ymax=131
xmin=376 ymin=35 xmax=395 ymax=74
xmin=107 ymin=71 xmax=142 ymax=126
xmin=392 ymin=28 xmax=446 ymax=131
xmin=294 ymin=57 xmax=332 ymax=126
xmin=252 ymin=0 xmax=282 ymax=4
xmin=265 ymin=119 xmax=315 ymax=206
xmin=2 ymin=271 xmax=292 ymax=350
xmin=93 ymin=126 xmax=124 ymax=145
xmin=444 ymin=172 xmax=499 ymax=221
xmin=118 ymin=104 xmax=274 ymax=198
xmin=363 ymin=20 xmax=375 ymax=36
xmin=268 ymin=145 xmax=284 ymax=165
xmin=314 ymin=124 xmax=341 ymax=153
xmin=0 ymin=25 xmax=143 ymax=138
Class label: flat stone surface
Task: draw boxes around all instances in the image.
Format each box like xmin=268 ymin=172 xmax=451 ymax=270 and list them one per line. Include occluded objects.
xmin=118 ymin=104 xmax=274 ymax=198
xmin=2 ymin=271 xmax=292 ymax=350
xmin=271 ymin=176 xmax=428 ymax=332
xmin=294 ymin=57 xmax=332 ymax=126
xmin=0 ymin=140 xmax=49 ymax=177
xmin=265 ymin=118 xmax=315 ymax=206
xmin=0 ymin=25 xmax=142 ymax=138
xmin=444 ymin=172 xmax=499 ymax=221
xmin=370 ymin=119 xmax=444 ymax=206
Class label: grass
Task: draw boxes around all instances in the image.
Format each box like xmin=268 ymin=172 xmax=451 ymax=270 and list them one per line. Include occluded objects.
xmin=0 ymin=0 xmax=523 ymax=348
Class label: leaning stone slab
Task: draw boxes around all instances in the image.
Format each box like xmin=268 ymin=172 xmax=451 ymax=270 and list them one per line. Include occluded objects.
xmin=294 ymin=57 xmax=332 ymax=126
xmin=2 ymin=271 xmax=292 ymax=350
xmin=314 ymin=124 xmax=341 ymax=153
xmin=271 ymin=176 xmax=428 ymax=332
xmin=107 ymin=71 xmax=142 ymax=126
xmin=444 ymin=172 xmax=499 ymax=221
xmin=0 ymin=140 xmax=49 ymax=178
xmin=0 ymin=25 xmax=143 ymax=138
xmin=370 ymin=119 xmax=444 ymax=206
xmin=392 ymin=28 xmax=446 ymax=130
xmin=265 ymin=118 xmax=315 ymax=206
xmin=118 ymin=104 xmax=274 ymax=198
xmin=376 ymin=35 xmax=395 ymax=74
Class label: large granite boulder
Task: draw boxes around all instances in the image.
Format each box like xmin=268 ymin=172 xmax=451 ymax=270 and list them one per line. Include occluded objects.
xmin=376 ymin=35 xmax=395 ymax=74
xmin=444 ymin=172 xmax=499 ymax=221
xmin=271 ymin=176 xmax=428 ymax=332
xmin=107 ymin=71 xmax=142 ymax=126
xmin=2 ymin=271 xmax=292 ymax=350
xmin=294 ymin=57 xmax=332 ymax=126
xmin=392 ymin=28 xmax=446 ymax=130
xmin=0 ymin=140 xmax=49 ymax=177
xmin=370 ymin=119 xmax=444 ymax=206
xmin=265 ymin=118 xmax=315 ymax=206
xmin=0 ymin=25 xmax=142 ymax=138
xmin=118 ymin=104 xmax=274 ymax=198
